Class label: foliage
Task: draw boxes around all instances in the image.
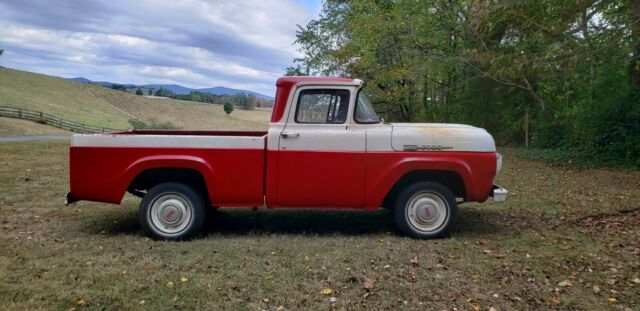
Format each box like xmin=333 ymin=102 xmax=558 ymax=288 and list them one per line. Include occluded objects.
xmin=170 ymin=91 xmax=270 ymax=109
xmin=0 ymin=49 xmax=4 ymax=56
xmin=153 ymin=88 xmax=175 ymax=97
xmin=292 ymin=0 xmax=640 ymax=167
xmin=223 ymin=102 xmax=234 ymax=115
xmin=135 ymin=88 xmax=143 ymax=96
xmin=111 ymin=84 xmax=126 ymax=91
xmin=128 ymin=118 xmax=179 ymax=130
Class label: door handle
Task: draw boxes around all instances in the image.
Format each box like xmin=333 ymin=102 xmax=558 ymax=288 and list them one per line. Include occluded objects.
xmin=281 ymin=132 xmax=300 ymax=139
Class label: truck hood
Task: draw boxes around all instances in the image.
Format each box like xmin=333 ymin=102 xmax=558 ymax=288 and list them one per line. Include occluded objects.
xmin=391 ymin=123 xmax=496 ymax=152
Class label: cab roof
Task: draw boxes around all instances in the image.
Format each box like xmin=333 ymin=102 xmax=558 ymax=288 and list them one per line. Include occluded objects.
xmin=276 ymin=76 xmax=357 ymax=86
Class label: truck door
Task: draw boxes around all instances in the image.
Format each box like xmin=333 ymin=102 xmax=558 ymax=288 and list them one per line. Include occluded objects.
xmin=276 ymin=86 xmax=366 ymax=207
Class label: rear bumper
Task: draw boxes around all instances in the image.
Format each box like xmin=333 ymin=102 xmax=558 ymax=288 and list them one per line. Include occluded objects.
xmin=491 ymin=185 xmax=508 ymax=202
xmin=65 ymin=192 xmax=79 ymax=205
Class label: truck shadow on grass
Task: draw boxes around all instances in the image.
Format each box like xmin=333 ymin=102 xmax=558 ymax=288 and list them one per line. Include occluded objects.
xmin=85 ymin=206 xmax=505 ymax=238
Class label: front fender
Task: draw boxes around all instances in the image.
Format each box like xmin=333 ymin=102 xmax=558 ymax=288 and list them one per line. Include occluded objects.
xmin=366 ymin=156 xmax=474 ymax=209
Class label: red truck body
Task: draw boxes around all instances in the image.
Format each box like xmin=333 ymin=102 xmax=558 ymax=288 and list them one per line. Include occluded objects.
xmin=68 ymin=76 xmax=506 ymax=239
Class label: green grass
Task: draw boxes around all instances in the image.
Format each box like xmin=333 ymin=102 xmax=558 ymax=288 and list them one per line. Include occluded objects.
xmin=516 ymin=146 xmax=640 ymax=170
xmin=1 ymin=142 xmax=639 ymax=310
xmin=0 ymin=67 xmax=271 ymax=131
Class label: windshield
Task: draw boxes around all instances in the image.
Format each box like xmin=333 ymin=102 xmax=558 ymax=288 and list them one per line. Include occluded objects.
xmin=354 ymin=91 xmax=381 ymax=123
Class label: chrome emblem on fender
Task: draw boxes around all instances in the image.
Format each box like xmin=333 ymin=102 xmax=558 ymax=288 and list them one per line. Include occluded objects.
xmin=403 ymin=144 xmax=453 ymax=151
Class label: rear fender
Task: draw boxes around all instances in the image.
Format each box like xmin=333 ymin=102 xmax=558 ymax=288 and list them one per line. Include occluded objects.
xmin=118 ymin=155 xmax=215 ymax=202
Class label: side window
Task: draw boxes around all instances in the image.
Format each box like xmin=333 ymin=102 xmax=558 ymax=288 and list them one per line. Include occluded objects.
xmin=295 ymin=89 xmax=350 ymax=124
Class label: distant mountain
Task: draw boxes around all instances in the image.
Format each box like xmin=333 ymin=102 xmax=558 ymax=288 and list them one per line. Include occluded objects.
xmin=68 ymin=77 xmax=273 ymax=100
xmin=141 ymin=84 xmax=193 ymax=95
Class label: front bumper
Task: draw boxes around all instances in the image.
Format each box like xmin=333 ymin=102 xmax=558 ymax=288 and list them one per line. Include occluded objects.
xmin=491 ymin=185 xmax=508 ymax=202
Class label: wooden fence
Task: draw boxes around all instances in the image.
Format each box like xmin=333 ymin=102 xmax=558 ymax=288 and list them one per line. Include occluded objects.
xmin=0 ymin=106 xmax=122 ymax=133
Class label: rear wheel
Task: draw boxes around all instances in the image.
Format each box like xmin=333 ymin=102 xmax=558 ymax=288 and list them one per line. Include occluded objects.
xmin=394 ymin=182 xmax=457 ymax=239
xmin=139 ymin=182 xmax=205 ymax=240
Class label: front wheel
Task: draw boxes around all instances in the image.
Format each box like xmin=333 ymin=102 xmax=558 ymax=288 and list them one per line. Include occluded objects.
xmin=139 ymin=182 xmax=206 ymax=240
xmin=394 ymin=182 xmax=457 ymax=239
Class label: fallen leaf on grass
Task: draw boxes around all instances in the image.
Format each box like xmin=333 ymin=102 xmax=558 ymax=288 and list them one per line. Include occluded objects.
xmin=329 ymin=297 xmax=338 ymax=303
xmin=320 ymin=288 xmax=333 ymax=295
xmin=557 ymin=280 xmax=572 ymax=287
xmin=139 ymin=300 xmax=145 ymax=305
xmin=592 ymin=285 xmax=600 ymax=293
xmin=180 ymin=276 xmax=188 ymax=283
xmin=75 ymin=297 xmax=85 ymax=305
xmin=228 ymin=281 xmax=240 ymax=291
xmin=165 ymin=281 xmax=175 ymax=288
xmin=405 ymin=272 xmax=416 ymax=283
xmin=608 ymin=297 xmax=617 ymax=303
xmin=409 ymin=256 xmax=418 ymax=267
xmin=632 ymin=277 xmax=640 ymax=284
xmin=262 ymin=298 xmax=270 ymax=303
xmin=362 ymin=277 xmax=377 ymax=291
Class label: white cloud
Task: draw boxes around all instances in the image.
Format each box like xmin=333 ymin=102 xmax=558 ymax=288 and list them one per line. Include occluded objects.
xmin=0 ymin=0 xmax=318 ymax=95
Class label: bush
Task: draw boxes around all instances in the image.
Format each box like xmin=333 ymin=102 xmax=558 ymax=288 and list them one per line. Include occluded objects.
xmin=128 ymin=118 xmax=179 ymax=130
xmin=223 ymin=102 xmax=233 ymax=115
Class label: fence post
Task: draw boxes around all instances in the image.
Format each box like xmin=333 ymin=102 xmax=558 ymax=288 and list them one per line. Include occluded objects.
xmin=18 ymin=108 xmax=22 ymax=119
xmin=80 ymin=124 xmax=85 ymax=133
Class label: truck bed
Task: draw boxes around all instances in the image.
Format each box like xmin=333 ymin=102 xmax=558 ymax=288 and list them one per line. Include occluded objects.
xmin=69 ymin=131 xmax=267 ymax=206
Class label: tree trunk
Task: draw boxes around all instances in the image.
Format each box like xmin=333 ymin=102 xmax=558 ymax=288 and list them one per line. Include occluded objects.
xmin=630 ymin=0 xmax=640 ymax=89
xmin=523 ymin=106 xmax=530 ymax=148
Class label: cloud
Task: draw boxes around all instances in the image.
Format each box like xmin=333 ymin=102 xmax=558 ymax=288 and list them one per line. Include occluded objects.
xmin=0 ymin=0 xmax=317 ymax=95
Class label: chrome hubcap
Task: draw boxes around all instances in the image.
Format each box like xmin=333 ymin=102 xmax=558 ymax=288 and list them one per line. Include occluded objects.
xmin=406 ymin=191 xmax=448 ymax=232
xmin=149 ymin=194 xmax=192 ymax=236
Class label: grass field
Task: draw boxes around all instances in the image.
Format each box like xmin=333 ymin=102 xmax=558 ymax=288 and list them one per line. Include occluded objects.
xmin=0 ymin=117 xmax=71 ymax=137
xmin=0 ymin=67 xmax=271 ymax=130
xmin=0 ymin=141 xmax=639 ymax=310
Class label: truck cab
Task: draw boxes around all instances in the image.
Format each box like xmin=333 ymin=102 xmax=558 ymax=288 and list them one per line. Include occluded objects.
xmin=67 ymin=76 xmax=507 ymax=240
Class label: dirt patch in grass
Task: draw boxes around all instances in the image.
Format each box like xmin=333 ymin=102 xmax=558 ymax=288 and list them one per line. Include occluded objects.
xmin=1 ymin=143 xmax=639 ymax=310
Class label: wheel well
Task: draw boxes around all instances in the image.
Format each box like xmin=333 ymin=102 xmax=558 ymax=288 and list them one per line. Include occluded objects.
xmin=128 ymin=168 xmax=210 ymax=203
xmin=382 ymin=170 xmax=466 ymax=208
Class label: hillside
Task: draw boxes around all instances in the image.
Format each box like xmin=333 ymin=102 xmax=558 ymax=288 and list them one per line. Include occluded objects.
xmin=0 ymin=68 xmax=270 ymax=131
xmin=0 ymin=117 xmax=70 ymax=136
xmin=69 ymin=78 xmax=274 ymax=100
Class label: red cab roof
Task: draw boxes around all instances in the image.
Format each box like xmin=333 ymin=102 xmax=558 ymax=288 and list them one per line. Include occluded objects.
xmin=276 ymin=76 xmax=355 ymax=86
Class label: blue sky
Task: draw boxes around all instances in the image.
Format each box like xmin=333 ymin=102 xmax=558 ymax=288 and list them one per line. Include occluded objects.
xmin=0 ymin=0 xmax=322 ymax=95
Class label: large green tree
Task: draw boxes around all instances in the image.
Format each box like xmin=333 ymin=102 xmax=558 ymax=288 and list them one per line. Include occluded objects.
xmin=292 ymin=0 xmax=639 ymax=166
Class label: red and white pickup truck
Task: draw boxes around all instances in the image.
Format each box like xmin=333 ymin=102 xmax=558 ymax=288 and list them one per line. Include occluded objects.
xmin=67 ymin=76 xmax=507 ymax=240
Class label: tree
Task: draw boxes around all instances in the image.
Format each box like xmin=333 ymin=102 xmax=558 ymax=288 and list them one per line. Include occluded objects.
xmin=285 ymin=65 xmax=307 ymax=76
xmin=135 ymin=88 xmax=143 ymax=95
xmin=291 ymin=0 xmax=638 ymax=166
xmin=0 ymin=49 xmax=4 ymax=56
xmin=223 ymin=102 xmax=234 ymax=115
xmin=154 ymin=88 xmax=174 ymax=97
xmin=148 ymin=89 xmax=153 ymax=95
xmin=234 ymin=93 xmax=254 ymax=110
xmin=111 ymin=84 xmax=126 ymax=91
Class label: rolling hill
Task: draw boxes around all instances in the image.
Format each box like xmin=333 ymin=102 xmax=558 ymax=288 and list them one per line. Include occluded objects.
xmin=0 ymin=67 xmax=271 ymax=131
xmin=68 ymin=77 xmax=274 ymax=100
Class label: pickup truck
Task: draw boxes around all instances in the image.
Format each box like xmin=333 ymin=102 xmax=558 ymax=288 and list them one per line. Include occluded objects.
xmin=67 ymin=76 xmax=507 ymax=240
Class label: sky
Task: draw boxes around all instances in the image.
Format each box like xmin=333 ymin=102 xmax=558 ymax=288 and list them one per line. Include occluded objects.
xmin=0 ymin=0 xmax=322 ymax=96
